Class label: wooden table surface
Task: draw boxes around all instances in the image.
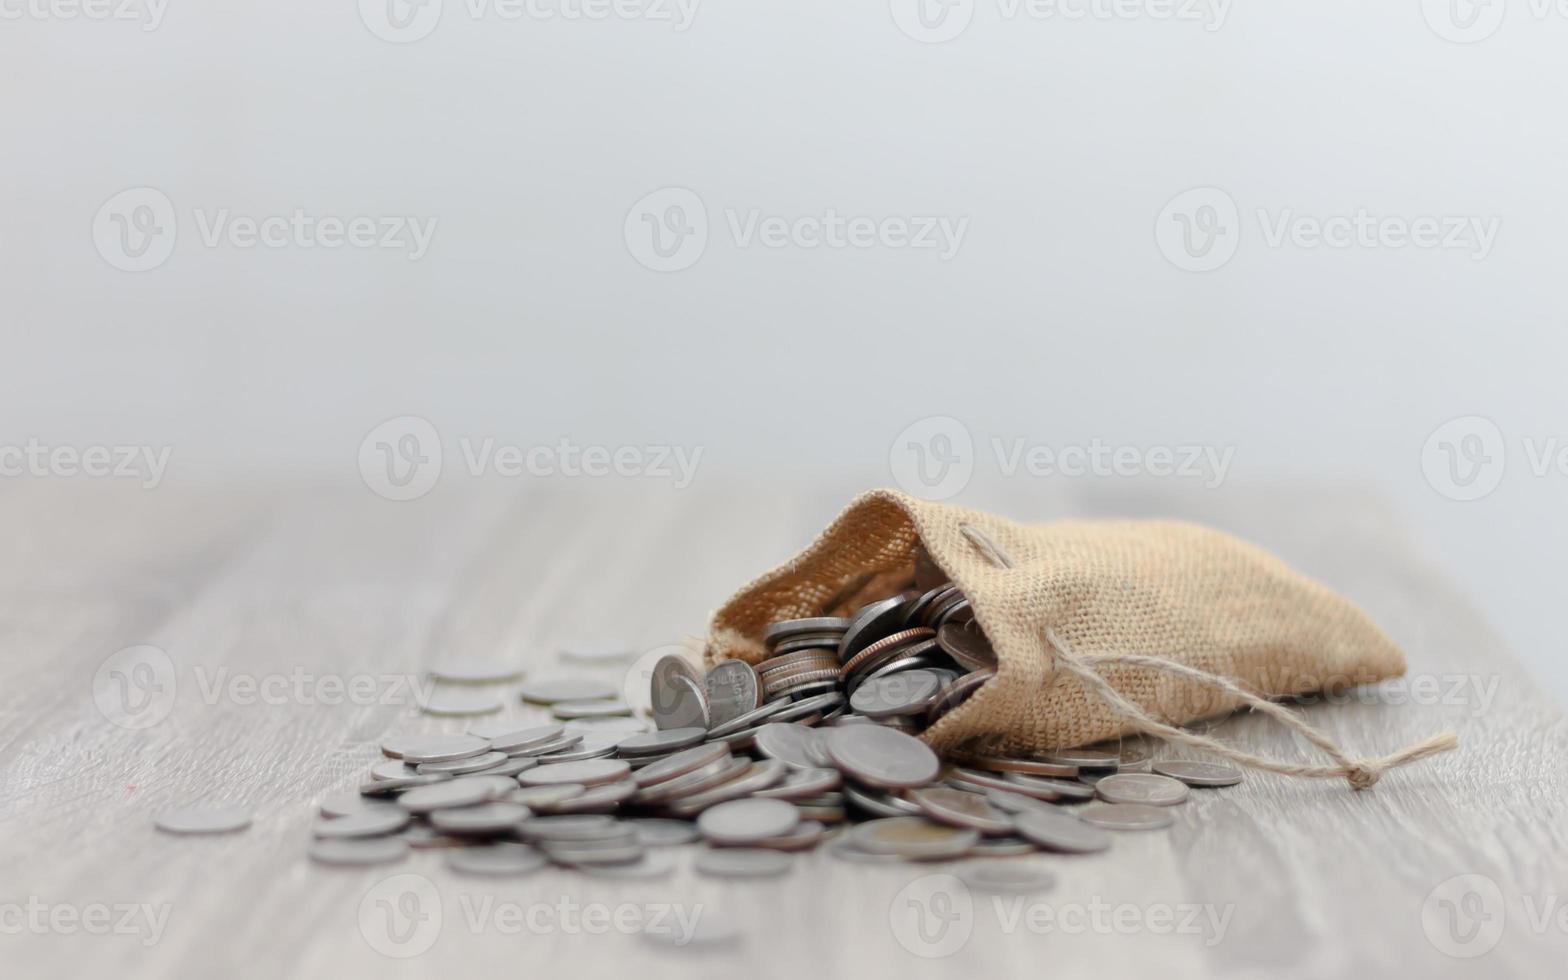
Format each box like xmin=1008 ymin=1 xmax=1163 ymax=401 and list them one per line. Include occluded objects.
xmin=3 ymin=479 xmax=1564 ymax=979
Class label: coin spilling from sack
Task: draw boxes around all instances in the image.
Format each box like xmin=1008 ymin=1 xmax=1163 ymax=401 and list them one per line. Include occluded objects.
xmin=284 ymin=555 xmax=1241 ymax=873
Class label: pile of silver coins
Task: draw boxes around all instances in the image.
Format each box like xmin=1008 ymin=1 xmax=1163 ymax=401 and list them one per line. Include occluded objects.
xmin=296 ymin=572 xmax=1243 ymax=873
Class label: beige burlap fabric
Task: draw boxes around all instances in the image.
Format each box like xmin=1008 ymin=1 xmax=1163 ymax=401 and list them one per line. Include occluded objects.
xmin=705 ymin=488 xmax=1412 ymax=762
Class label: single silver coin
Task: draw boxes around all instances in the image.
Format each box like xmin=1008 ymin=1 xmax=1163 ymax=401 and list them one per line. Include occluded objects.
xmin=534 ymin=779 xmax=637 ymax=814
xmin=154 ymin=806 xmax=252 ymax=835
xmin=849 ymin=669 xmax=945 ymax=718
xmin=849 ymin=817 xmax=979 ymax=860
xmin=359 ymin=774 xmax=450 ymax=796
xmin=617 ymin=727 xmax=707 ymax=756
xmin=510 ymin=734 xmax=585 ymax=757
xmin=1044 ymin=747 xmax=1122 ymax=769
xmin=519 ymin=677 xmax=617 ymax=705
xmin=397 ymin=779 xmax=495 ymax=813
xmin=1012 ymin=806 xmax=1113 ymax=853
xmin=1095 ymin=773 xmax=1191 ymax=807
xmin=752 ymin=767 xmax=842 ymax=800
xmin=754 ymin=723 xmax=824 ymax=769
xmin=966 ymin=835 xmax=1038 ymax=858
xmin=552 ymin=698 xmax=633 ymax=719
xmin=370 ymin=760 xmax=418 ymax=781
xmin=418 ymin=687 xmax=503 ymax=717
xmin=838 ymin=596 xmax=908 ymax=662
xmin=517 ymin=814 xmax=625 ymax=842
xmin=417 ymin=750 xmax=509 ymax=775
xmin=909 ymin=786 xmax=1015 ymax=835
xmin=518 ymin=758 xmax=631 ymax=787
xmin=388 ymin=733 xmax=491 ymax=764
xmin=635 ymin=755 xmax=750 ymax=805
xmin=308 ymin=837 xmax=409 ymax=866
xmin=1152 ymin=760 xmax=1243 ymax=787
xmin=824 ymin=725 xmax=940 ymax=789
xmin=429 ymin=801 xmax=532 ymax=835
xmin=704 ymin=659 xmax=762 ymax=729
xmin=694 ymin=848 xmax=794 ymax=879
xmin=704 ymin=698 xmax=795 ymax=738
xmin=427 ymin=658 xmax=525 ymax=683
xmin=1003 ymin=772 xmax=1098 ymax=801
xmin=633 ymin=743 xmax=730 ymax=787
xmin=508 ymin=784 xmax=586 ymax=807
xmin=843 ymin=782 xmax=923 ymax=818
xmin=957 ymin=862 xmax=1057 ymax=893
xmin=453 ymin=774 xmax=522 ymax=800
xmin=459 ymin=755 xmax=538 ymax=778
xmin=543 ymin=839 xmax=647 ymax=867
xmin=668 ymin=760 xmax=789 ymax=815
xmin=1077 ymin=802 xmax=1177 ymax=831
xmin=630 ymin=818 xmax=702 ymax=846
xmin=651 ymin=654 xmax=710 ymax=730
xmin=320 ymin=793 xmax=403 ymax=819
xmin=313 ymin=809 xmax=411 ymax=839
xmin=696 ymin=797 xmax=800 ymax=846
xmin=485 ymin=724 xmax=567 ymax=754
xmin=580 ymin=850 xmax=679 ymax=880
xmin=827 ymin=838 xmax=907 ymax=864
xmin=445 ymin=842 xmax=548 ymax=876
xmin=752 ymin=819 xmax=827 ymax=851
xmin=763 ymin=616 xmax=851 ymax=645
xmin=536 ymin=732 xmax=624 ymax=763
xmin=399 ymin=824 xmax=464 ymax=849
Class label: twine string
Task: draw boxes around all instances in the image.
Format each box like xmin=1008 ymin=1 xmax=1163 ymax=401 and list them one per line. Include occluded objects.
xmin=957 ymin=522 xmax=1458 ymax=790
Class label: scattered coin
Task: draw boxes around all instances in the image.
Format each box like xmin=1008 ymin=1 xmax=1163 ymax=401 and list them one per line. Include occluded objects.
xmin=388 ymin=733 xmax=490 ymax=764
xmin=1094 ymin=773 xmax=1191 ymax=807
xmin=1003 ymin=772 xmax=1097 ymax=801
xmin=618 ymin=727 xmax=707 ymax=755
xmin=429 ymin=802 xmax=532 ymax=835
xmin=417 ymin=750 xmax=509 ymax=775
xmin=753 ymin=723 xmax=823 ymax=769
xmin=936 ymin=623 xmax=998 ymax=672
xmin=519 ymin=677 xmax=617 ymax=704
xmin=849 ymin=817 xmax=979 ymax=860
xmin=630 ymin=818 xmax=702 ymax=846
xmin=1077 ymin=802 xmax=1177 ymax=831
xmin=359 ymin=774 xmax=450 ymax=796
xmin=154 ymin=806 xmax=252 ymax=835
xmin=446 ymin=842 xmax=548 ymax=875
xmin=308 ymin=837 xmax=409 ymax=866
xmin=752 ymin=819 xmax=827 ymax=851
xmin=634 ymin=743 xmax=730 ymax=787
xmin=508 ymin=784 xmax=585 ymax=807
xmin=535 ymin=732 xmax=624 ymax=763
xmin=552 ymin=698 xmax=632 ymax=719
xmin=697 ymin=797 xmax=800 ymax=845
xmin=518 ymin=815 xmax=627 ymax=842
xmin=418 ymin=687 xmax=503 ymax=717
xmin=704 ymin=659 xmax=762 ymax=729
xmin=694 ymin=848 xmax=794 ymax=879
xmin=970 ymin=755 xmax=1079 ymax=779
xmin=909 ymin=786 xmax=1015 ymax=835
xmin=484 ymin=724 xmax=566 ymax=754
xmin=1152 ymin=760 xmax=1244 ymax=787
xmin=1043 ymin=747 xmax=1121 ymax=769
xmin=752 ymin=767 xmax=841 ymax=800
xmin=850 ymin=669 xmax=946 ymax=718
xmin=650 ymin=655 xmax=709 ymax=730
xmin=535 ymin=779 xmax=638 ymax=814
xmin=313 ymin=809 xmax=411 ymax=838
xmin=843 ymin=783 xmax=923 ymax=818
xmin=965 ymin=835 xmax=1038 ymax=857
xmin=397 ymin=780 xmax=495 ymax=814
xmin=825 ymin=725 xmax=940 ymax=789
xmin=704 ymin=698 xmax=794 ymax=738
xmin=1012 ymin=807 xmax=1114 ymax=853
xmin=427 ymin=658 xmax=525 ymax=683
xmin=460 ymin=755 xmax=538 ymax=778
xmin=370 ymin=760 xmax=418 ymax=781
xmin=518 ymin=758 xmax=632 ymax=787
xmin=319 ymin=793 xmax=403 ymax=819
xmin=838 ymin=596 xmax=909 ymax=662
xmin=668 ymin=760 xmax=789 ymax=814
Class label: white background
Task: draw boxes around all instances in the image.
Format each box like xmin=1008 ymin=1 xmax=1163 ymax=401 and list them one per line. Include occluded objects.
xmin=3 ymin=0 xmax=1564 ymax=702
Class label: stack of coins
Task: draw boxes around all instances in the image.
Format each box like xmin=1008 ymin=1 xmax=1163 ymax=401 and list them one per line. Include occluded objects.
xmin=295 ymin=555 xmax=1244 ymax=872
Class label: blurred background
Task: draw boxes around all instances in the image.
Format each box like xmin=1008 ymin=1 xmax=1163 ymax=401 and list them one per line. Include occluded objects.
xmin=4 ymin=0 xmax=1564 ymax=701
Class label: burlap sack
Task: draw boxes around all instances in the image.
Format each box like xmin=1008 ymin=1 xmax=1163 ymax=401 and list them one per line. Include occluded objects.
xmin=704 ymin=488 xmax=1410 ymax=761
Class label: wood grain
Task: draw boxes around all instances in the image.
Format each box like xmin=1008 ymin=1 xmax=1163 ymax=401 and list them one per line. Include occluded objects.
xmin=1 ymin=480 xmax=1563 ymax=979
